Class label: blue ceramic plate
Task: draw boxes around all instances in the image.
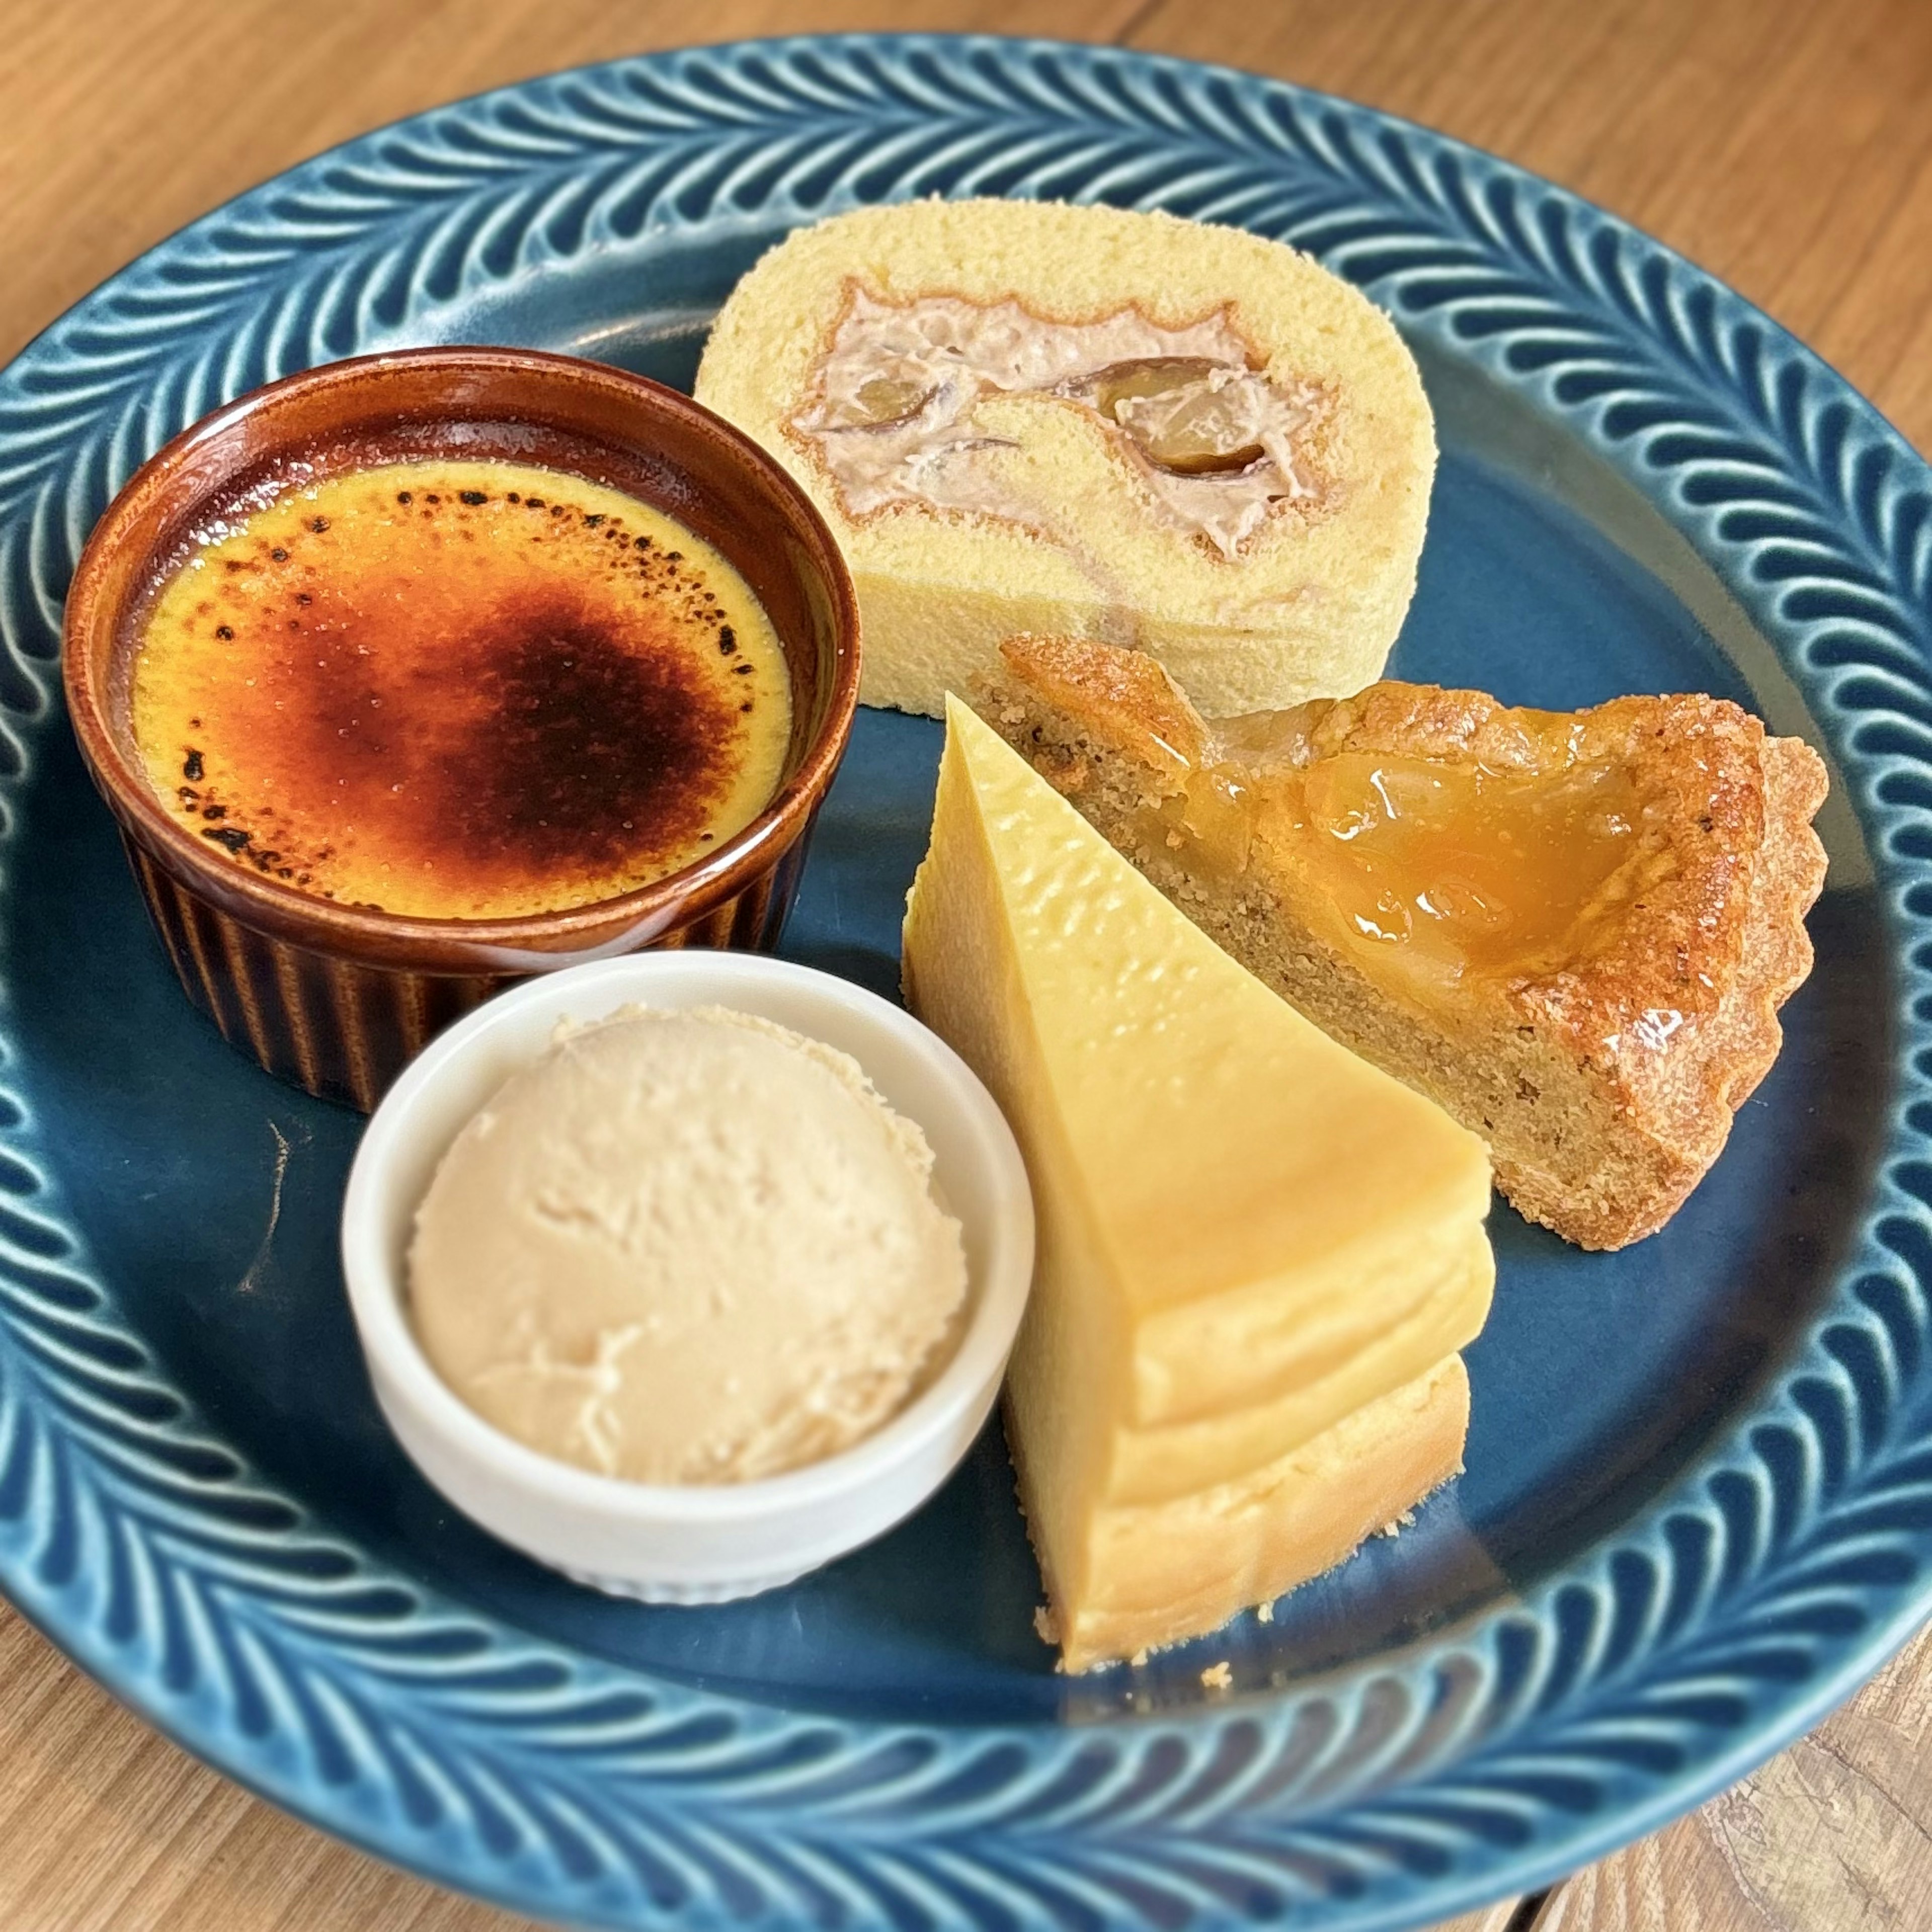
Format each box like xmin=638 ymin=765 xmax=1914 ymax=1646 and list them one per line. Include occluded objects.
xmin=1 ymin=34 xmax=1927 ymax=1931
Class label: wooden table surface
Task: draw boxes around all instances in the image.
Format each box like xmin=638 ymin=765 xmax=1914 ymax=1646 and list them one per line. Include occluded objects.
xmin=4 ymin=3 xmax=1930 ymax=1928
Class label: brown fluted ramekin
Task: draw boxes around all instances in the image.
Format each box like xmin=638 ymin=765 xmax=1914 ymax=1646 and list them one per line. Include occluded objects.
xmin=62 ymin=348 xmax=861 ymax=1110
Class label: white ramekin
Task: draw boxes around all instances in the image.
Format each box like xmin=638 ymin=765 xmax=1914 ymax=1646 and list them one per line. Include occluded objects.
xmin=341 ymin=952 xmax=1034 ymax=1603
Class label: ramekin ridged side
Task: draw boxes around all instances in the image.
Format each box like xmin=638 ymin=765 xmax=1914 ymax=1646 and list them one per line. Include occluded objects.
xmin=117 ymin=814 xmax=810 ymax=1109
xmin=61 ymin=348 xmax=861 ymax=1109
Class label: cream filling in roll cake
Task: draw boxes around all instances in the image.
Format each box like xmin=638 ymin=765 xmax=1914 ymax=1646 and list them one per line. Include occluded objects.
xmin=694 ymin=198 xmax=1436 ymax=718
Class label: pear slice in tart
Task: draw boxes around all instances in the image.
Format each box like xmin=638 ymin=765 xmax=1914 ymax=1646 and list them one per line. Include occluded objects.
xmin=979 ymin=634 xmax=1828 ymax=1250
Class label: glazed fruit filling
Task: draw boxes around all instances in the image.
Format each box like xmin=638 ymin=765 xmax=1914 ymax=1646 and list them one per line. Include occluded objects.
xmin=1147 ymin=717 xmax=1654 ymax=994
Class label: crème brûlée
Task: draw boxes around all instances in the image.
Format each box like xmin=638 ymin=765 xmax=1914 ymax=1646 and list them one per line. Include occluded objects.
xmin=979 ymin=634 xmax=1830 ymax=1250
xmin=694 ymin=198 xmax=1435 ymax=719
xmin=129 ymin=459 xmax=791 ymax=921
xmin=902 ymin=699 xmax=1493 ymax=1672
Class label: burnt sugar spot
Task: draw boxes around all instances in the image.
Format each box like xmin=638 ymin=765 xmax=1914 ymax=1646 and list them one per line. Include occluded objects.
xmin=229 ymin=563 xmax=744 ymax=905
xmin=435 ymin=586 xmax=738 ymax=880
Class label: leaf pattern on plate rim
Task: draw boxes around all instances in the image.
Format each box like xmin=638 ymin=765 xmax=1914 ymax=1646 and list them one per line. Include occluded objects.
xmin=0 ymin=32 xmax=1927 ymax=1931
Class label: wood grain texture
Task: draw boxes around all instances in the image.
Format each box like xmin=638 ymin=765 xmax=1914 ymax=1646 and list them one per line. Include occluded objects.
xmin=0 ymin=1604 xmax=536 ymax=1931
xmin=0 ymin=1599 xmax=1542 ymax=1932
xmin=1525 ymin=1623 xmax=1932 ymax=1931
xmin=3 ymin=2 xmax=1929 ymax=1927
xmin=1434 ymin=1905 xmax=1537 ymax=1932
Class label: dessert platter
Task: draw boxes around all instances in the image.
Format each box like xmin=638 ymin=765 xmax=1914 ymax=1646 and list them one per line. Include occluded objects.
xmin=0 ymin=32 xmax=1927 ymax=1932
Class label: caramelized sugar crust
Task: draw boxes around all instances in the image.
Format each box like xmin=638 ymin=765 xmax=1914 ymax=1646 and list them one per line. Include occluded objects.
xmin=981 ymin=634 xmax=1829 ymax=1249
xmin=131 ymin=461 xmax=791 ymax=922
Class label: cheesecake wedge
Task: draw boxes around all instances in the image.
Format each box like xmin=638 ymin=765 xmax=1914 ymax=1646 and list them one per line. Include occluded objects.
xmin=903 ymin=699 xmax=1493 ymax=1671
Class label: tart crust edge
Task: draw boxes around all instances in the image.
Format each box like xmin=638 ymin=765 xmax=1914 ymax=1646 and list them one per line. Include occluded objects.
xmin=977 ymin=633 xmax=1829 ymax=1250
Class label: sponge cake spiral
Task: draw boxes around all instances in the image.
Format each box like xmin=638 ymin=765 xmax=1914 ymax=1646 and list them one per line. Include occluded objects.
xmin=695 ymin=198 xmax=1436 ymax=718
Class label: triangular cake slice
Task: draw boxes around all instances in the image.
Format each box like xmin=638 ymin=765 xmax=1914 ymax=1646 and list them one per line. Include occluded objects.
xmin=979 ymin=634 xmax=1829 ymax=1249
xmin=902 ymin=699 xmax=1493 ymax=1671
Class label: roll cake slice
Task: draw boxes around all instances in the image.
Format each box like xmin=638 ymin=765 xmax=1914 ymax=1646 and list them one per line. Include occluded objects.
xmin=694 ymin=199 xmax=1435 ymax=717
xmin=980 ymin=634 xmax=1830 ymax=1251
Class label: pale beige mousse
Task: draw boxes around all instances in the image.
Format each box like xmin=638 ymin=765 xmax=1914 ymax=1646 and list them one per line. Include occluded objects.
xmin=408 ymin=1006 xmax=970 ymax=1485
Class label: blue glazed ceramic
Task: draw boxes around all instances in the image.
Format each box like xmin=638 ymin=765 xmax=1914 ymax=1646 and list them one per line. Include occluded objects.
xmin=1 ymin=33 xmax=1928 ymax=1931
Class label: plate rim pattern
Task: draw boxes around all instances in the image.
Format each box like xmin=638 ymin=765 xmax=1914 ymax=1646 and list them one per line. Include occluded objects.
xmin=0 ymin=31 xmax=1928 ymax=1931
